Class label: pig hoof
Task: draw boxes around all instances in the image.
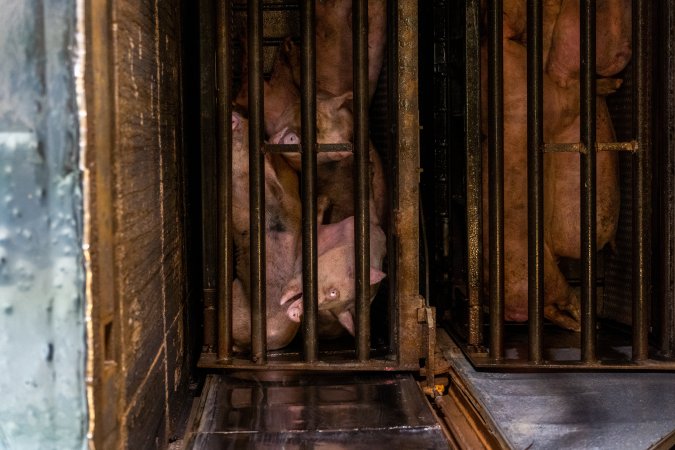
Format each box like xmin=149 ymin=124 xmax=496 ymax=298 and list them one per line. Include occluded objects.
xmin=596 ymin=78 xmax=623 ymax=96
xmin=544 ymin=305 xmax=581 ymax=332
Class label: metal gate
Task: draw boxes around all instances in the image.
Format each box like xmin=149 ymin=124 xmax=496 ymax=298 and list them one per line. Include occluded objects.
xmin=196 ymin=0 xmax=430 ymax=371
xmin=427 ymin=0 xmax=675 ymax=370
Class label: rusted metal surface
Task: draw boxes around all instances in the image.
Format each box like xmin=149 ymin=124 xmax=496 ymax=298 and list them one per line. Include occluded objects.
xmin=580 ymin=0 xmax=599 ymax=363
xmin=543 ymin=141 xmax=639 ymax=153
xmin=632 ymin=0 xmax=653 ymax=362
xmin=353 ymin=0 xmax=372 ymax=361
xmin=247 ymin=0 xmax=267 ymax=364
xmin=300 ymin=0 xmax=319 ymax=362
xmin=200 ymin=0 xmax=218 ymax=353
xmin=465 ymin=0 xmax=484 ymax=350
xmin=396 ymin=0 xmax=425 ymax=368
xmin=84 ymin=0 xmax=194 ymax=446
xmin=216 ymin=0 xmax=234 ymax=360
xmin=487 ymin=0 xmax=505 ymax=361
xmin=526 ymin=0 xmax=545 ymax=364
xmin=657 ymin=0 xmax=675 ymax=360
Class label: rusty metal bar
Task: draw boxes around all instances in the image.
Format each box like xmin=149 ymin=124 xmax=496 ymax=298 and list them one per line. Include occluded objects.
xmin=632 ymin=0 xmax=652 ymax=362
xmin=543 ymin=141 xmax=639 ymax=153
xmin=199 ymin=0 xmax=217 ymax=352
xmin=465 ymin=0 xmax=483 ymax=348
xmin=526 ymin=0 xmax=544 ymax=364
xmin=353 ymin=0 xmax=371 ymax=361
xmin=263 ymin=143 xmax=353 ymax=154
xmin=487 ymin=0 xmax=505 ymax=360
xmin=387 ymin=0 xmax=399 ymax=360
xmin=248 ymin=0 xmax=267 ymax=363
xmin=300 ymin=0 xmax=319 ymax=362
xmin=216 ymin=0 xmax=233 ymax=359
xmin=658 ymin=0 xmax=675 ymax=359
xmin=580 ymin=0 xmax=597 ymax=363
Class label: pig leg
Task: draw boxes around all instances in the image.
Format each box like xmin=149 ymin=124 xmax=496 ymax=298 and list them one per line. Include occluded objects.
xmin=543 ymin=246 xmax=581 ymax=332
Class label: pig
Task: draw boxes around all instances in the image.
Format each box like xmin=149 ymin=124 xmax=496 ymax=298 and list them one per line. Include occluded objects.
xmin=279 ymin=215 xmax=387 ymax=336
xmin=547 ymin=0 xmax=632 ymax=87
xmin=234 ymin=37 xmax=301 ymax=138
xmin=480 ymin=37 xmax=622 ymax=331
xmin=230 ymin=111 xmax=304 ymax=350
xmin=284 ymin=0 xmax=387 ymax=102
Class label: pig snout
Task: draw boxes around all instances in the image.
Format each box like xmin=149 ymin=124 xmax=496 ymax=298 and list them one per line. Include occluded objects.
xmin=286 ymin=298 xmax=303 ymax=323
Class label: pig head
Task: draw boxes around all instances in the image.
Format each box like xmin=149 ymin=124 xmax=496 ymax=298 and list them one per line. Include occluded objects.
xmin=279 ymin=215 xmax=387 ymax=336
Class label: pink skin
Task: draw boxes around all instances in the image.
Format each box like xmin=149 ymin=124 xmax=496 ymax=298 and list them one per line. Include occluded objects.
xmin=235 ymin=37 xmax=301 ymax=138
xmin=280 ymin=215 xmax=387 ymax=336
xmin=230 ymin=112 xmax=303 ymax=350
xmin=284 ymin=0 xmax=387 ymax=102
xmin=480 ymin=38 xmax=621 ymax=331
xmin=268 ymin=85 xmax=388 ymax=226
xmin=547 ymin=0 xmax=632 ymax=87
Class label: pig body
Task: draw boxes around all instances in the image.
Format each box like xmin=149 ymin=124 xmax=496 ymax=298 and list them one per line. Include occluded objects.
xmin=230 ymin=112 xmax=303 ymax=350
xmin=481 ymin=37 xmax=621 ymax=331
xmin=285 ymin=0 xmax=387 ymax=102
xmin=547 ymin=0 xmax=632 ymax=87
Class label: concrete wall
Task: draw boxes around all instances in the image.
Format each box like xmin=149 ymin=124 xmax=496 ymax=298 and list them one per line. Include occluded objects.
xmin=0 ymin=0 xmax=87 ymax=449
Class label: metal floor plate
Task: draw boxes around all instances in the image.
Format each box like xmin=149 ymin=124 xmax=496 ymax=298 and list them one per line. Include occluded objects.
xmin=184 ymin=372 xmax=449 ymax=449
xmin=444 ymin=343 xmax=675 ymax=449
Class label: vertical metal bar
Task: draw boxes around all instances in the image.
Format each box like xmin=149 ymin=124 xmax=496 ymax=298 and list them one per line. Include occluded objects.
xmin=353 ymin=0 xmax=371 ymax=361
xmin=487 ymin=0 xmax=505 ymax=360
xmin=465 ymin=0 xmax=484 ymax=348
xmin=199 ymin=0 xmax=217 ymax=352
xmin=300 ymin=0 xmax=319 ymax=362
xmin=632 ymin=0 xmax=652 ymax=361
xmin=526 ymin=0 xmax=544 ymax=363
xmin=658 ymin=0 xmax=675 ymax=359
xmin=216 ymin=0 xmax=233 ymax=360
xmin=387 ymin=0 xmax=399 ymax=361
xmin=580 ymin=0 xmax=597 ymax=363
xmin=248 ymin=0 xmax=266 ymax=363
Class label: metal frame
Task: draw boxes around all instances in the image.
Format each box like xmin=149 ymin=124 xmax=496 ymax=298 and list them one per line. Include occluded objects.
xmin=197 ymin=0 xmax=425 ymax=371
xmin=452 ymin=0 xmax=675 ymax=370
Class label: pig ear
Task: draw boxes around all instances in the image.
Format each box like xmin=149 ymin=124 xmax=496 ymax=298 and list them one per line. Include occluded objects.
xmin=370 ymin=267 xmax=386 ymax=285
xmin=232 ymin=112 xmax=242 ymax=131
xmin=338 ymin=310 xmax=355 ymax=336
xmin=332 ymin=91 xmax=353 ymax=110
xmin=280 ymin=277 xmax=302 ymax=305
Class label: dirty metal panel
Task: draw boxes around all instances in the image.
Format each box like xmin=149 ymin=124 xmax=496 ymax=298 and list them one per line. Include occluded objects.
xmin=443 ymin=342 xmax=675 ymax=449
xmin=184 ymin=373 xmax=449 ymax=449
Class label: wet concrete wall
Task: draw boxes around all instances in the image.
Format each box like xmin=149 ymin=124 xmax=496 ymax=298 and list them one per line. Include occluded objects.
xmin=0 ymin=0 xmax=87 ymax=449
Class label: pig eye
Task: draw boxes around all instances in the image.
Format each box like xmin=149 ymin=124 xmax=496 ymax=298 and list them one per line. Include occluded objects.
xmin=327 ymin=288 xmax=339 ymax=301
xmin=282 ymin=131 xmax=299 ymax=145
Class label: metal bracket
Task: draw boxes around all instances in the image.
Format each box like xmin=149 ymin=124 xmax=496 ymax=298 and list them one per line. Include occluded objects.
xmin=418 ymin=305 xmax=443 ymax=398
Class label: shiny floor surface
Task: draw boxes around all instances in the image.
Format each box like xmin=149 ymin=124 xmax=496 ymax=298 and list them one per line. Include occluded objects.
xmin=444 ymin=344 xmax=675 ymax=449
xmin=183 ymin=372 xmax=449 ymax=449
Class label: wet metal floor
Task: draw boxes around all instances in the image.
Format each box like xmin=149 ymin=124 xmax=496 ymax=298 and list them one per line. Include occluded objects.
xmin=183 ymin=372 xmax=449 ymax=449
xmin=443 ymin=342 xmax=675 ymax=449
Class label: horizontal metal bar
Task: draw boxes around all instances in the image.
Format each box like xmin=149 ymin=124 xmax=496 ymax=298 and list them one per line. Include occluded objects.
xmin=543 ymin=141 xmax=639 ymax=154
xmin=462 ymin=352 xmax=675 ymax=371
xmin=263 ymin=143 xmax=353 ymax=154
xmin=198 ymin=352 xmax=418 ymax=371
xmin=233 ymin=2 xmax=299 ymax=12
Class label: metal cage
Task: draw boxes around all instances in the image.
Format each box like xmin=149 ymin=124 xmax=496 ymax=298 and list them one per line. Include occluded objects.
xmin=425 ymin=0 xmax=675 ymax=370
xmin=196 ymin=0 xmax=429 ymax=371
